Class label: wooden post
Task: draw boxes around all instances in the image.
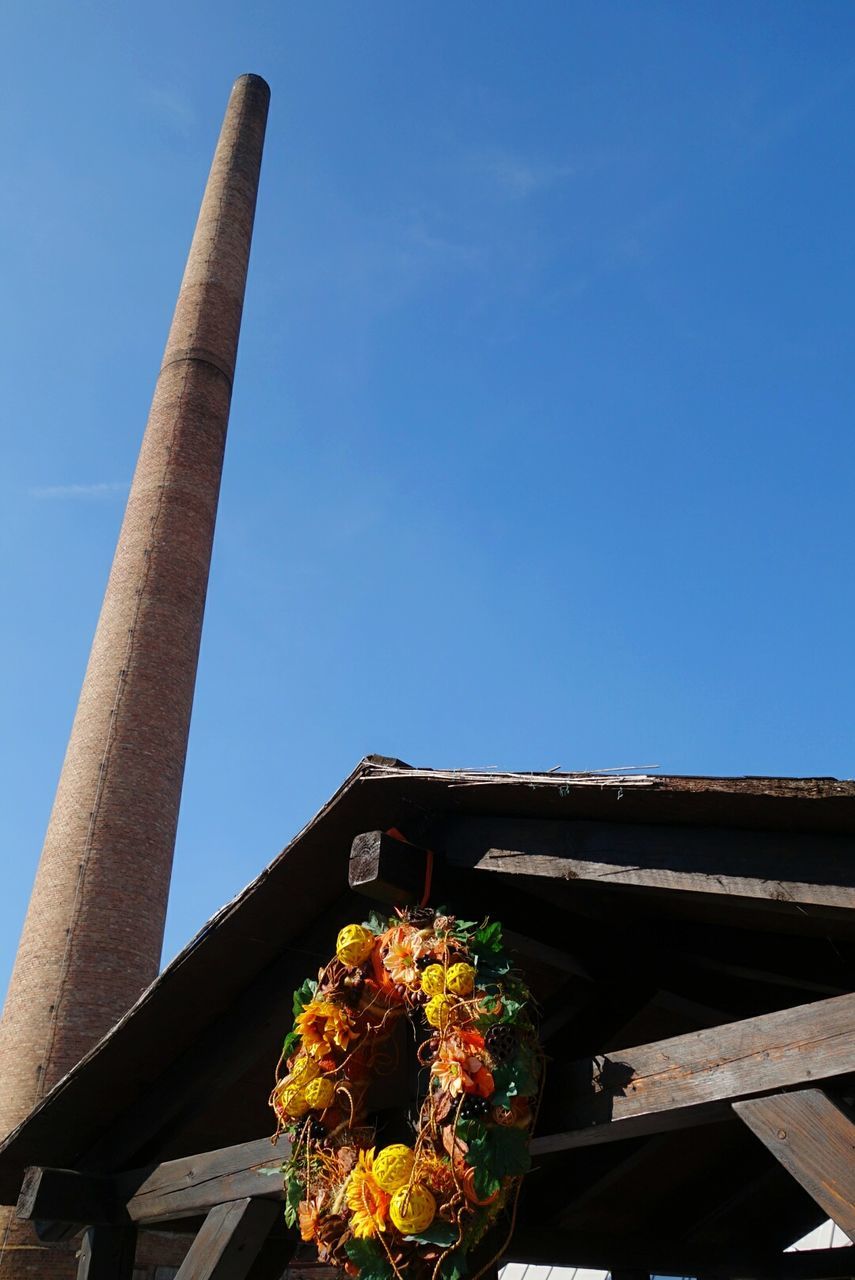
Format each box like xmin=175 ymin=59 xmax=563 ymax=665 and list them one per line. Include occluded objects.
xmin=76 ymin=1224 xmax=137 ymax=1279
xmin=175 ymin=1198 xmax=280 ymax=1280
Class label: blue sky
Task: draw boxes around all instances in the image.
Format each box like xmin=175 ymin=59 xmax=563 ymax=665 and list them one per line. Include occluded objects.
xmin=1 ymin=1 xmax=854 ymax=982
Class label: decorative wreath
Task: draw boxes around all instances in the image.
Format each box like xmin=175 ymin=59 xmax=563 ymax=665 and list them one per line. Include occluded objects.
xmin=269 ymin=907 xmax=542 ymax=1280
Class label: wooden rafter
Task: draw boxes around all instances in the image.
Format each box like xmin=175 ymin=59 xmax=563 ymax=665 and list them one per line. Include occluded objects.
xmin=440 ymin=814 xmax=855 ymax=918
xmin=734 ymin=1089 xmax=855 ymax=1242
xmin=535 ymin=991 xmax=855 ymax=1151
xmin=348 ymin=831 xmax=591 ymax=980
xmin=18 ymin=1137 xmax=288 ymax=1231
xmin=173 ymin=1198 xmax=281 ymax=1280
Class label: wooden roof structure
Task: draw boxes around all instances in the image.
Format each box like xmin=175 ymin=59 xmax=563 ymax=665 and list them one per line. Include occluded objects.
xmin=2 ymin=757 xmax=855 ymax=1280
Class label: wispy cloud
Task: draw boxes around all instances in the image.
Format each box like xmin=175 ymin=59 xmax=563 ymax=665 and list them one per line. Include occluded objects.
xmin=142 ymin=85 xmax=197 ymax=140
xmin=480 ymin=150 xmax=576 ymax=199
xmin=29 ymin=482 xmax=129 ymax=500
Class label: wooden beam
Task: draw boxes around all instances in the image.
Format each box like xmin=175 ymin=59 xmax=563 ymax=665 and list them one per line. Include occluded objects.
xmin=734 ymin=1089 xmax=855 ymax=1242
xmin=534 ymin=991 xmax=855 ymax=1151
xmin=349 ymin=831 xmax=428 ymax=906
xmin=19 ymin=1137 xmax=290 ymax=1232
xmin=122 ymin=1137 xmax=288 ymax=1225
xmin=17 ymin=1166 xmax=117 ymax=1230
xmin=442 ymin=815 xmax=855 ymax=917
xmin=349 ymin=831 xmax=591 ymax=978
xmin=76 ymin=1224 xmax=137 ymax=1280
xmin=175 ymin=1198 xmax=280 ymax=1280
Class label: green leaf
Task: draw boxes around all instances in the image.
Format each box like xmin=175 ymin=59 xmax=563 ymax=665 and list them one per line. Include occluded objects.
xmin=292 ymin=978 xmax=318 ymax=1020
xmin=282 ymin=1030 xmax=300 ymax=1057
xmin=439 ymin=1250 xmax=469 ymax=1280
xmin=471 ymin=920 xmax=504 ymax=960
xmin=456 ymin=1117 xmax=488 ymax=1146
xmin=486 ymin=1125 xmax=532 ymax=1178
xmin=345 ymin=1238 xmax=393 ymax=1280
xmin=491 ymin=1052 xmax=539 ymax=1108
xmin=450 ymin=918 xmax=477 ymax=940
xmin=283 ymin=1174 xmax=302 ymax=1229
xmin=473 ymin=1163 xmax=502 ymax=1200
xmin=362 ymin=909 xmax=388 ymax=935
xmin=465 ymin=1123 xmax=531 ymax=1199
xmin=405 ymin=1221 xmax=459 ymax=1247
xmin=496 ymin=993 xmax=524 ymax=1021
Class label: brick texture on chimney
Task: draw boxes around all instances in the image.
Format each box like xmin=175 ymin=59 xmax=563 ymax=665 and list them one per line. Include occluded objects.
xmin=0 ymin=75 xmax=269 ymax=1278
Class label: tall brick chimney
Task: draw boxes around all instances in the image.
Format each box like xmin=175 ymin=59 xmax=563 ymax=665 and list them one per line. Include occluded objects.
xmin=0 ymin=73 xmax=269 ymax=1277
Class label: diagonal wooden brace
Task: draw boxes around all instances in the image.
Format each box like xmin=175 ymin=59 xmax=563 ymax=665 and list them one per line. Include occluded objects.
xmin=734 ymin=1088 xmax=855 ymax=1243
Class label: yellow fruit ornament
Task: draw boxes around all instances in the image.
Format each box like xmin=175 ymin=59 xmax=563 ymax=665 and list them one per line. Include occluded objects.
xmin=373 ymin=1144 xmax=416 ymax=1192
xmin=276 ymin=1082 xmax=309 ymax=1117
xmin=425 ymin=994 xmax=452 ymax=1029
xmin=446 ymin=962 xmax=475 ymax=996
xmin=389 ymin=1183 xmax=436 ymax=1234
xmin=304 ymin=1076 xmax=335 ymax=1110
xmin=288 ymin=1055 xmax=319 ymax=1088
xmin=420 ymin=964 xmax=446 ymax=996
xmin=337 ymin=924 xmax=374 ymax=967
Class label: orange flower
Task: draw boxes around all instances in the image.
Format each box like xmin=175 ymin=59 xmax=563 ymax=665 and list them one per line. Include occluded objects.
xmin=297 ymin=1000 xmax=358 ymax=1059
xmin=346 ymin=1148 xmax=390 ymax=1238
xmin=418 ymin=1153 xmax=457 ymax=1197
xmin=380 ymin=925 xmax=424 ymax=987
xmin=298 ymin=1200 xmax=320 ymax=1242
xmin=433 ymin=1030 xmax=494 ymax=1097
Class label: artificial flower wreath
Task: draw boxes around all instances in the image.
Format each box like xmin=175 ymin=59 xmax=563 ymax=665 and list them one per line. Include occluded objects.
xmin=270 ymin=908 xmax=541 ymax=1280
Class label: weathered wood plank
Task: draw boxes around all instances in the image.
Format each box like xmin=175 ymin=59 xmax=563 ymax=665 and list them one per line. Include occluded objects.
xmin=535 ymin=991 xmax=855 ymax=1151
xmin=20 ymin=1138 xmax=290 ymax=1232
xmin=174 ymin=1198 xmax=280 ymax=1280
xmin=76 ymin=1224 xmax=136 ymax=1280
xmin=443 ymin=815 xmax=855 ymax=914
xmin=734 ymin=1089 xmax=855 ymax=1242
xmin=17 ymin=1166 xmax=117 ymax=1228
xmin=349 ymin=831 xmax=428 ymax=905
xmin=122 ymin=1137 xmax=288 ymax=1225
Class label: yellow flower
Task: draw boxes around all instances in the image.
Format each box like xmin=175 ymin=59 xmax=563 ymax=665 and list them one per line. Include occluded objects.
xmin=346 ymin=1149 xmax=390 ymax=1238
xmin=297 ymin=1000 xmax=358 ymax=1059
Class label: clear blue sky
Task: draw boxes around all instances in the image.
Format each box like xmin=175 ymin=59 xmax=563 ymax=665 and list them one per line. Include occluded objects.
xmin=1 ymin=1 xmax=853 ymax=984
